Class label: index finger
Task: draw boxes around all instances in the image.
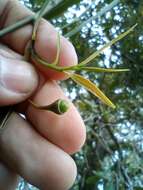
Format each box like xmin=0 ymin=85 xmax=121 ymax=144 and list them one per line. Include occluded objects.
xmin=0 ymin=0 xmax=78 ymax=80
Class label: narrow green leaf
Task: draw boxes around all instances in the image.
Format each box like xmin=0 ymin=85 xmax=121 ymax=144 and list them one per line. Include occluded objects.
xmin=80 ymin=67 xmax=130 ymax=73
xmin=78 ymin=24 xmax=137 ymax=67
xmin=69 ymin=73 xmax=116 ymax=109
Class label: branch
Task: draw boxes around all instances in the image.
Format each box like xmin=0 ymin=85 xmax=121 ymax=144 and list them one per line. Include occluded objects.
xmin=0 ymin=0 xmax=51 ymax=37
xmin=0 ymin=15 xmax=35 ymax=37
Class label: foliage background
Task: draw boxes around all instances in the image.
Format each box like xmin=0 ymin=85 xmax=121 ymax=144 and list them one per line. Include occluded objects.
xmin=18 ymin=0 xmax=143 ymax=189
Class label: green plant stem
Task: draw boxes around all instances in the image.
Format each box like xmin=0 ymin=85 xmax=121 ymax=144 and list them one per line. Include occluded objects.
xmin=32 ymin=0 xmax=51 ymax=40
xmin=0 ymin=0 xmax=51 ymax=38
xmin=31 ymin=49 xmax=77 ymax=71
xmin=31 ymin=48 xmax=130 ymax=73
xmin=31 ymin=24 xmax=136 ymax=73
xmin=0 ymin=15 xmax=35 ymax=37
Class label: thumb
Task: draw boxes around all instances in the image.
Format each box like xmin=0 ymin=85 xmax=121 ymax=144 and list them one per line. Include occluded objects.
xmin=0 ymin=54 xmax=38 ymax=106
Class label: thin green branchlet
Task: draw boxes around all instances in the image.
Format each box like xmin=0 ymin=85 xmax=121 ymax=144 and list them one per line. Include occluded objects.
xmin=30 ymin=20 xmax=136 ymax=109
xmin=24 ymin=2 xmax=70 ymax=115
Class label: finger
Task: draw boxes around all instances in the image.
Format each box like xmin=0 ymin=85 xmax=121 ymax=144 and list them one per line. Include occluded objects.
xmin=1 ymin=0 xmax=78 ymax=80
xmin=26 ymin=80 xmax=86 ymax=154
xmin=0 ymin=113 xmax=77 ymax=190
xmin=0 ymin=161 xmax=19 ymax=190
xmin=0 ymin=43 xmax=23 ymax=59
xmin=0 ymin=47 xmax=38 ymax=106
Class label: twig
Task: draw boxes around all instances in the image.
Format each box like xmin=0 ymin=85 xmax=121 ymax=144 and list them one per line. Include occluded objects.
xmin=0 ymin=15 xmax=35 ymax=37
xmin=0 ymin=0 xmax=51 ymax=37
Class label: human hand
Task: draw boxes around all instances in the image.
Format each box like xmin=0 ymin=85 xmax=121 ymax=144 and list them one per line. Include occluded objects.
xmin=0 ymin=1 xmax=86 ymax=189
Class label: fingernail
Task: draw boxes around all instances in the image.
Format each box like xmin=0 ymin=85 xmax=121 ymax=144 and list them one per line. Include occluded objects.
xmin=0 ymin=55 xmax=38 ymax=94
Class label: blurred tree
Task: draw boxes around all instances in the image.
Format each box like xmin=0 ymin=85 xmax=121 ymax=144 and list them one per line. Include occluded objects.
xmin=18 ymin=0 xmax=143 ymax=189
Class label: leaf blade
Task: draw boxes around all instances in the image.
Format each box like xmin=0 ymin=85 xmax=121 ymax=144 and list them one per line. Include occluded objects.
xmin=80 ymin=67 xmax=130 ymax=73
xmin=78 ymin=24 xmax=137 ymax=67
xmin=69 ymin=73 xmax=116 ymax=109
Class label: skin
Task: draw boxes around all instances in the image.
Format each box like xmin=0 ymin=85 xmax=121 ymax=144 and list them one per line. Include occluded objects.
xmin=0 ymin=0 xmax=86 ymax=190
